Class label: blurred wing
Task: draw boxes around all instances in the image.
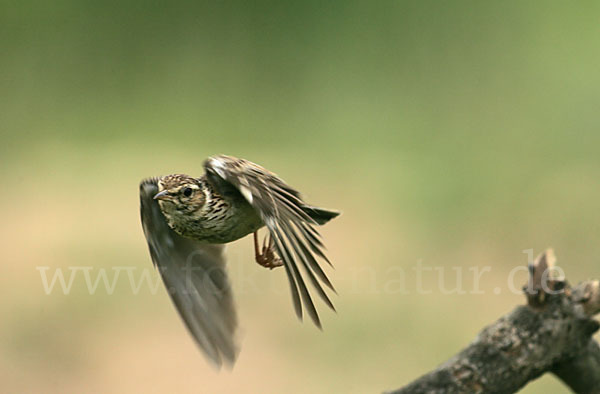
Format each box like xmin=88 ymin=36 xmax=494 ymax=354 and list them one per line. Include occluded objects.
xmin=139 ymin=177 xmax=238 ymax=367
xmin=204 ymin=155 xmax=336 ymax=328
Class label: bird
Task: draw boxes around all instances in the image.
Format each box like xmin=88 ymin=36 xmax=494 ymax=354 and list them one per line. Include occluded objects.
xmin=139 ymin=154 xmax=339 ymax=367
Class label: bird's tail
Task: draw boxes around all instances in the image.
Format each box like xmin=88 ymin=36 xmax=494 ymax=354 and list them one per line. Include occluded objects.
xmin=302 ymin=205 xmax=341 ymax=225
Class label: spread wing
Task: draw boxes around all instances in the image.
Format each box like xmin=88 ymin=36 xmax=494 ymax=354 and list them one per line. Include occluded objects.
xmin=204 ymin=155 xmax=336 ymax=328
xmin=139 ymin=177 xmax=238 ymax=367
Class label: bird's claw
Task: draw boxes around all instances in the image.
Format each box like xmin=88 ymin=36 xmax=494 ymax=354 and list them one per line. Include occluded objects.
xmin=256 ymin=247 xmax=283 ymax=270
xmin=254 ymin=232 xmax=284 ymax=269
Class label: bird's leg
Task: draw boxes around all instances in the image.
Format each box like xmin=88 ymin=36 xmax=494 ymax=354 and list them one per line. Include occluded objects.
xmin=262 ymin=234 xmax=283 ymax=266
xmin=253 ymin=231 xmax=283 ymax=269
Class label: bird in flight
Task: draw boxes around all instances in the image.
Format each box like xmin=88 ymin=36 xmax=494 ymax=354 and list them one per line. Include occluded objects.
xmin=139 ymin=155 xmax=339 ymax=367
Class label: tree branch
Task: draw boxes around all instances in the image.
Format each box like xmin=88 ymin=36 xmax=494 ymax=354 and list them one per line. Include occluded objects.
xmin=387 ymin=250 xmax=600 ymax=394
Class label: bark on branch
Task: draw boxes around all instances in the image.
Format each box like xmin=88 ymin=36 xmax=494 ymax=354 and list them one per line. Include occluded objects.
xmin=388 ymin=249 xmax=600 ymax=394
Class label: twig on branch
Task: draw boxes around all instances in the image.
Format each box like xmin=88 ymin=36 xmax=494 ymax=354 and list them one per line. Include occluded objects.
xmin=388 ymin=249 xmax=600 ymax=394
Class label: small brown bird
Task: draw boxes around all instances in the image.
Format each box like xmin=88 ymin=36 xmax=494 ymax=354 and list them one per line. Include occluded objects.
xmin=139 ymin=155 xmax=339 ymax=367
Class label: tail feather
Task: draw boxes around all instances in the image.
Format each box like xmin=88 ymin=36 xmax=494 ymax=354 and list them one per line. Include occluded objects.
xmin=302 ymin=206 xmax=340 ymax=225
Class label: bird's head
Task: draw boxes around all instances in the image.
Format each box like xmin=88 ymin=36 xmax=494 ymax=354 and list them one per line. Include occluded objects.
xmin=154 ymin=174 xmax=206 ymax=217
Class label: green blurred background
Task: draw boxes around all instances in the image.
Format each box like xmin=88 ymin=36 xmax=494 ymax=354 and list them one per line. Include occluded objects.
xmin=2 ymin=1 xmax=599 ymax=393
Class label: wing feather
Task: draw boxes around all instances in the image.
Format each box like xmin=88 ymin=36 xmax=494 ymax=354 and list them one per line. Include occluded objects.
xmin=139 ymin=177 xmax=238 ymax=367
xmin=286 ymin=222 xmax=336 ymax=292
xmin=283 ymin=222 xmax=336 ymax=310
xmin=204 ymin=155 xmax=336 ymax=326
xmin=272 ymin=225 xmax=321 ymax=327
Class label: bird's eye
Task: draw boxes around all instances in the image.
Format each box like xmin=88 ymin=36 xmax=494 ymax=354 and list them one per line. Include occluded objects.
xmin=183 ymin=187 xmax=193 ymax=197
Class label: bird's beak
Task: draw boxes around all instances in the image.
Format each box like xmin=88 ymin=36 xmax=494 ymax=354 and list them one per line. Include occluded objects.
xmin=153 ymin=190 xmax=171 ymax=200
